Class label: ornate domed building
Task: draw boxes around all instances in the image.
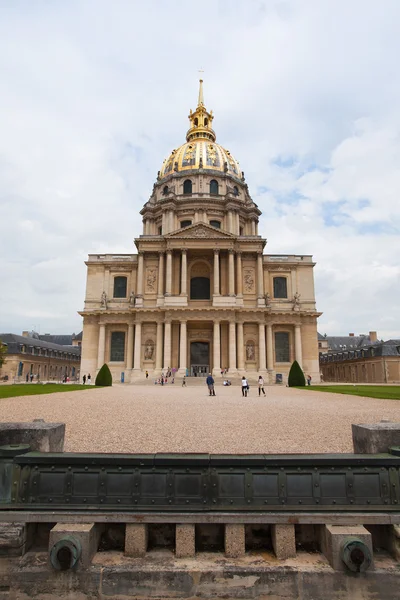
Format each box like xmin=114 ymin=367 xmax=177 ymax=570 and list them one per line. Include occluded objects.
xmin=80 ymin=81 xmax=321 ymax=383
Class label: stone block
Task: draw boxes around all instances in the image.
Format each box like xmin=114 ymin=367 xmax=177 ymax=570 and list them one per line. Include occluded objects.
xmin=125 ymin=524 xmax=148 ymax=557
xmin=321 ymin=525 xmax=373 ymax=572
xmin=352 ymin=422 xmax=400 ymax=454
xmin=224 ymin=524 xmax=245 ymax=558
xmin=271 ymin=524 xmax=296 ymax=559
xmin=0 ymin=523 xmax=35 ymax=556
xmin=176 ymin=524 xmax=195 ymax=558
xmin=0 ymin=421 xmax=65 ymax=452
xmin=49 ymin=523 xmax=102 ymax=569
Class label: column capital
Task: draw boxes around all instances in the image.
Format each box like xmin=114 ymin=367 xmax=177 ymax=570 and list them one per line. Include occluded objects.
xmin=166 ymin=248 xmax=172 ymax=255
xmin=236 ymin=250 xmax=242 ymax=256
xmin=257 ymin=250 xmax=263 ymax=256
xmin=213 ymin=248 xmax=220 ymax=255
xmin=158 ymin=250 xmax=165 ymax=256
xmin=228 ymin=248 xmax=235 ymax=254
xmin=181 ymin=248 xmax=187 ymax=255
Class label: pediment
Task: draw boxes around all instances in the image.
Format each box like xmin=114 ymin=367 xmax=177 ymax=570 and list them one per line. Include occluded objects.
xmin=166 ymin=223 xmax=235 ymax=240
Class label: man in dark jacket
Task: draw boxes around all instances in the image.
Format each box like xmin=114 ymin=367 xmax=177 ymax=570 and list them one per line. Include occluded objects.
xmin=206 ymin=373 xmax=216 ymax=396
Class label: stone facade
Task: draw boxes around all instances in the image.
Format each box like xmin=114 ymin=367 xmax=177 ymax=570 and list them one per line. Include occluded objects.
xmin=80 ymin=81 xmax=321 ymax=383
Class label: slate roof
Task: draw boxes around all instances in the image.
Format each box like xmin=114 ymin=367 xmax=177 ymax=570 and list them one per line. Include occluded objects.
xmin=0 ymin=333 xmax=81 ymax=357
xmin=320 ymin=339 xmax=400 ymax=362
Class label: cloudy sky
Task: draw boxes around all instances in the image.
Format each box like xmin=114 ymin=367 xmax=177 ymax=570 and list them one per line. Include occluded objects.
xmin=1 ymin=0 xmax=399 ymax=339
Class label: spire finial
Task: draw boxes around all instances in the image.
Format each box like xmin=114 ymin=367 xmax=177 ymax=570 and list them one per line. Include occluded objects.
xmin=198 ymin=69 xmax=204 ymax=106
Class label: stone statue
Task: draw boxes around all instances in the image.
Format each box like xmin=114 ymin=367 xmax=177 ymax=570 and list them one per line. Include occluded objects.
xmin=293 ymin=292 xmax=301 ymax=310
xmin=144 ymin=341 xmax=154 ymax=360
xmin=100 ymin=291 xmax=107 ymax=309
xmin=264 ymin=292 xmax=271 ymax=307
xmin=246 ymin=343 xmax=255 ymax=361
xmin=129 ymin=291 xmax=135 ymax=306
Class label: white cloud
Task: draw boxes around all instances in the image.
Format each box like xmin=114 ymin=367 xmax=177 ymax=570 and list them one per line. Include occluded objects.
xmin=0 ymin=0 xmax=399 ymax=338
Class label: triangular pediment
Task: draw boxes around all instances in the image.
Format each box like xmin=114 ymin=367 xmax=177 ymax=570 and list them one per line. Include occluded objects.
xmin=166 ymin=222 xmax=236 ymax=240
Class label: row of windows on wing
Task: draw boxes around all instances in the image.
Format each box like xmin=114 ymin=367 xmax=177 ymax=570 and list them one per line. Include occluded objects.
xmin=18 ymin=346 xmax=77 ymax=359
xmin=109 ymin=331 xmax=292 ymax=363
xmin=112 ymin=276 xmax=289 ymax=300
xmin=163 ymin=181 xmax=240 ymax=196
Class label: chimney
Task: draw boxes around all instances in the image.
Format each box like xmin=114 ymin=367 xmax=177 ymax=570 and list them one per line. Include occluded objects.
xmin=22 ymin=331 xmax=29 ymax=337
xmin=349 ymin=333 xmax=355 ymax=337
xmin=369 ymin=331 xmax=377 ymax=343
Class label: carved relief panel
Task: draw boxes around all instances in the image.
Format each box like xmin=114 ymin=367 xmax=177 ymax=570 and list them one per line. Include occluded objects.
xmin=243 ymin=268 xmax=255 ymax=294
xmin=145 ymin=267 xmax=157 ymax=294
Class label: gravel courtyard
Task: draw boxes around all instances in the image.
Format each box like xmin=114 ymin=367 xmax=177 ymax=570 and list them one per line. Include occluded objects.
xmin=1 ymin=384 xmax=400 ymax=454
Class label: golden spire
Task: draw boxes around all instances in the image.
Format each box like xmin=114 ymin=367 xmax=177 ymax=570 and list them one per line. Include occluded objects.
xmin=187 ymin=77 xmax=216 ymax=142
xmin=198 ymin=78 xmax=204 ymax=106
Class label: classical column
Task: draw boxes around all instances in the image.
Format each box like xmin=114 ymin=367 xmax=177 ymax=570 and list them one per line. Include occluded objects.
xmin=181 ymin=250 xmax=187 ymax=296
xmin=163 ymin=321 xmax=172 ymax=370
xmin=157 ymin=252 xmax=164 ymax=296
xmin=213 ymin=320 xmax=221 ymax=374
xmin=228 ymin=211 xmax=233 ymax=233
xmin=126 ymin=323 xmax=134 ymax=369
xmin=156 ymin=322 xmax=163 ymax=370
xmin=133 ymin=322 xmax=142 ymax=371
xmin=97 ymin=324 xmax=106 ymax=369
xmin=162 ymin=212 xmax=166 ymax=234
xmin=237 ymin=322 xmax=244 ymax=370
xmin=228 ymin=250 xmax=235 ymax=296
xmin=136 ymin=252 xmax=144 ymax=297
xmin=213 ymin=249 xmax=220 ymax=295
xmin=257 ymin=252 xmax=264 ymax=298
xmin=194 ymin=211 xmax=199 ymax=223
xmin=295 ymin=325 xmax=303 ymax=368
xmin=229 ymin=321 xmax=237 ymax=372
xmin=251 ymin=220 xmax=256 ymax=235
xmin=169 ymin=210 xmax=175 ymax=233
xmin=259 ymin=323 xmax=266 ymax=371
xmin=267 ymin=324 xmax=273 ymax=371
xmin=179 ymin=321 xmax=187 ymax=372
xmin=236 ymin=252 xmax=243 ymax=296
xmin=165 ymin=250 xmax=172 ymax=296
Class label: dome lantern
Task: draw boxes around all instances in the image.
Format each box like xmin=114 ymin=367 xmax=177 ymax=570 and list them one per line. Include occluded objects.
xmin=187 ymin=79 xmax=216 ymax=143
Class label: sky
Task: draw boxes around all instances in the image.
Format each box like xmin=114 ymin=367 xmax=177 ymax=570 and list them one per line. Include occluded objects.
xmin=0 ymin=0 xmax=399 ymax=339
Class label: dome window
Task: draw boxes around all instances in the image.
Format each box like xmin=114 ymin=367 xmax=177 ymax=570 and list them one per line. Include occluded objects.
xmin=194 ymin=118 xmax=198 ymax=126
xmin=183 ymin=180 xmax=192 ymax=194
xmin=204 ymin=118 xmax=208 ymax=126
xmin=163 ymin=185 xmax=169 ymax=195
xmin=233 ymin=186 xmax=239 ymax=196
xmin=210 ymin=180 xmax=219 ymax=195
xmin=209 ymin=220 xmax=221 ymax=229
xmin=181 ymin=220 xmax=192 ymax=228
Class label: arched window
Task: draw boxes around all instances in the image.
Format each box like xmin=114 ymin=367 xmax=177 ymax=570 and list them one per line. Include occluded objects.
xmin=158 ymin=225 xmax=162 ymax=235
xmin=183 ymin=180 xmax=192 ymax=194
xmin=113 ymin=276 xmax=127 ymax=298
xmin=209 ymin=220 xmax=221 ymax=229
xmin=163 ymin=185 xmax=169 ymax=195
xmin=194 ymin=118 xmax=198 ymax=126
xmin=275 ymin=332 xmax=290 ymax=362
xmin=210 ymin=179 xmax=219 ymax=195
xmin=204 ymin=117 xmax=208 ymax=126
xmin=110 ymin=332 xmax=125 ymax=362
xmin=190 ymin=277 xmax=210 ymax=300
xmin=233 ymin=186 xmax=239 ymax=196
xmin=181 ymin=220 xmax=192 ymax=228
xmin=273 ymin=277 xmax=287 ymax=299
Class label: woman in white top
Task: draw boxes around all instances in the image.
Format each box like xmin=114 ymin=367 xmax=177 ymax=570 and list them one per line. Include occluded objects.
xmin=258 ymin=375 xmax=266 ymax=397
xmin=241 ymin=376 xmax=248 ymax=397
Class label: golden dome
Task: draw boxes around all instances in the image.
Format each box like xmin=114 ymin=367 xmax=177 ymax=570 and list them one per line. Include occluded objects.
xmin=159 ymin=80 xmax=243 ymax=180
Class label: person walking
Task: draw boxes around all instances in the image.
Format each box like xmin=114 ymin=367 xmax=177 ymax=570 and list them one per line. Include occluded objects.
xmin=206 ymin=373 xmax=216 ymax=396
xmin=83 ymin=374 xmax=86 ymax=385
xmin=182 ymin=376 xmax=186 ymax=387
xmin=145 ymin=370 xmax=149 ymax=379
xmin=258 ymin=375 xmax=266 ymax=397
xmin=87 ymin=373 xmax=91 ymax=385
xmin=307 ymin=375 xmax=312 ymax=386
xmin=241 ymin=376 xmax=248 ymax=397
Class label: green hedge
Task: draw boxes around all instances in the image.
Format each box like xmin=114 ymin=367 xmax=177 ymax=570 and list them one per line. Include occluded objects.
xmin=95 ymin=364 xmax=112 ymax=387
xmin=288 ymin=360 xmax=305 ymax=387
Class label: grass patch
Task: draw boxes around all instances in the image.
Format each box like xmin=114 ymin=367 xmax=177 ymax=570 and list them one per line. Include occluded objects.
xmin=0 ymin=384 xmax=96 ymax=399
xmin=302 ymin=385 xmax=400 ymax=400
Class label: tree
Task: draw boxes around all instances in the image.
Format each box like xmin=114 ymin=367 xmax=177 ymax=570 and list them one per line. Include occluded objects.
xmin=288 ymin=360 xmax=305 ymax=387
xmin=0 ymin=339 xmax=7 ymax=369
xmin=95 ymin=363 xmax=112 ymax=386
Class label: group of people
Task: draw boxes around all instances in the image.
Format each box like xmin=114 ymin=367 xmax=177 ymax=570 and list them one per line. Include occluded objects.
xmin=205 ymin=374 xmax=267 ymax=397
xmin=155 ymin=373 xmax=174 ymax=385
xmin=82 ymin=374 xmax=91 ymax=385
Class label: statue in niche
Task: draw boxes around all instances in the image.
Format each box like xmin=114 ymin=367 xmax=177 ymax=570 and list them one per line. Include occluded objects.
xmin=100 ymin=291 xmax=107 ymax=309
xmin=244 ymin=269 xmax=255 ymax=293
xmin=144 ymin=341 xmax=154 ymax=360
xmin=292 ymin=292 xmax=301 ymax=310
xmin=246 ymin=343 xmax=255 ymax=361
xmin=129 ymin=291 xmax=135 ymax=306
xmin=264 ymin=292 xmax=271 ymax=308
xmin=146 ymin=269 xmax=157 ymax=292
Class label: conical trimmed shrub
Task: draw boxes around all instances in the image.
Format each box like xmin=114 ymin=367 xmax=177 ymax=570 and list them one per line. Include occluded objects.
xmin=288 ymin=360 xmax=305 ymax=387
xmin=95 ymin=364 xmax=112 ymax=386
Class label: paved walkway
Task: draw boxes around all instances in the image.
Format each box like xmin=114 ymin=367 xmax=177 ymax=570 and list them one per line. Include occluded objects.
xmin=1 ymin=384 xmax=400 ymax=454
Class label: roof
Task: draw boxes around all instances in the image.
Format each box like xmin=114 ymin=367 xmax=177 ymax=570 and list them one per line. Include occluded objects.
xmin=0 ymin=333 xmax=81 ymax=356
xmin=39 ymin=334 xmax=74 ymax=345
xmin=320 ymin=338 xmax=400 ymax=362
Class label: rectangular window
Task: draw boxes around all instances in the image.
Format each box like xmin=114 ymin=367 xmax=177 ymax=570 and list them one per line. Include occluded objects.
xmin=273 ymin=277 xmax=287 ymax=298
xmin=110 ymin=332 xmax=125 ymax=362
xmin=113 ymin=276 xmax=127 ymax=298
xmin=275 ymin=332 xmax=290 ymax=362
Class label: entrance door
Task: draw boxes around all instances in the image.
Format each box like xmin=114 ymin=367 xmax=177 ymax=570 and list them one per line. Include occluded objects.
xmin=190 ymin=342 xmax=209 ymax=377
